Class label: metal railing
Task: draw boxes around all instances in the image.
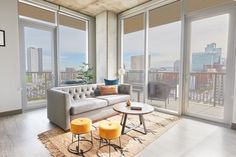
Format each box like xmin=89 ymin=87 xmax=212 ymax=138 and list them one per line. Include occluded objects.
xmin=26 ymin=71 xmax=225 ymax=107
xmin=26 ymin=71 xmax=83 ymax=101
xmin=26 ymin=72 xmax=53 ymax=101
xmin=124 ymin=70 xmax=225 ymax=107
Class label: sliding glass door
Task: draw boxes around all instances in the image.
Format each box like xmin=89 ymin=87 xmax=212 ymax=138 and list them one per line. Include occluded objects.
xmin=123 ymin=13 xmax=145 ymax=102
xmin=22 ymin=23 xmax=55 ymax=109
xmin=120 ymin=1 xmax=236 ymax=122
xmin=147 ymin=1 xmax=181 ymax=113
xmin=186 ymin=14 xmax=229 ymax=120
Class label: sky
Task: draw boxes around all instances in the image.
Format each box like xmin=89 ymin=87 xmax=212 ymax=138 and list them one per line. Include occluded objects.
xmin=59 ymin=26 xmax=86 ymax=71
xmin=25 ymin=13 xmax=229 ymax=72
xmin=123 ymin=14 xmax=229 ymax=70
xmin=191 ymin=14 xmax=229 ymax=56
xmin=25 ymin=25 xmax=86 ymax=72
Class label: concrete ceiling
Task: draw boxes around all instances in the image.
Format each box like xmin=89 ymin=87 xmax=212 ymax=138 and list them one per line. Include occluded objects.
xmin=44 ymin=0 xmax=151 ymax=16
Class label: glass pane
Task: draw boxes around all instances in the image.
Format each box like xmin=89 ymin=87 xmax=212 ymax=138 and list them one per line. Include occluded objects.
xmin=188 ymin=14 xmax=229 ymax=119
xmin=24 ymin=27 xmax=53 ymax=106
xmin=59 ymin=23 xmax=87 ymax=85
xmin=123 ymin=13 xmax=145 ymax=102
xmin=148 ymin=21 xmax=181 ymax=112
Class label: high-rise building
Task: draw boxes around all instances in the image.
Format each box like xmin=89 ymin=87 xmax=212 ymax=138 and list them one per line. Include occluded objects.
xmin=27 ymin=47 xmax=43 ymax=72
xmin=174 ymin=60 xmax=180 ymax=72
xmin=192 ymin=43 xmax=222 ymax=72
xmin=130 ymin=55 xmax=150 ymax=70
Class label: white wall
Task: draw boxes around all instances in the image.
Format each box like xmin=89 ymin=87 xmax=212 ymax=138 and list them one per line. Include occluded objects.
xmin=96 ymin=11 xmax=118 ymax=83
xmin=0 ymin=0 xmax=22 ymax=113
xmin=107 ymin=12 xmax=118 ymax=79
xmin=96 ymin=11 xmax=108 ymax=83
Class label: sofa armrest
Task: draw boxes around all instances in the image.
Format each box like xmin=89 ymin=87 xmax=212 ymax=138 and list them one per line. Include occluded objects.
xmin=47 ymin=89 xmax=71 ymax=130
xmin=118 ymin=84 xmax=132 ymax=95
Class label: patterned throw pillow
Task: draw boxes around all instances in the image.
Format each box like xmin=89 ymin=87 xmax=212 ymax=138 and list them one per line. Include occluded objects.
xmin=99 ymin=85 xmax=118 ymax=95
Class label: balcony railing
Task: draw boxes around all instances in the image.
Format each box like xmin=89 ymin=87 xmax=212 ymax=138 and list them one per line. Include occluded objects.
xmin=26 ymin=72 xmax=53 ymax=101
xmin=124 ymin=70 xmax=225 ymax=107
xmin=26 ymin=71 xmax=82 ymax=101
xmin=26 ymin=71 xmax=225 ymax=108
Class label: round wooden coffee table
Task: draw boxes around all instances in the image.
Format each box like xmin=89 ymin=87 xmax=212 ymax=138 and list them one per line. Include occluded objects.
xmin=113 ymin=102 xmax=154 ymax=134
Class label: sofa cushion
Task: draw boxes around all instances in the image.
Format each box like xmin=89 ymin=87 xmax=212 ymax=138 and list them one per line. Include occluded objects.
xmin=96 ymin=94 xmax=130 ymax=105
xmin=104 ymin=79 xmax=119 ymax=85
xmin=99 ymin=85 xmax=118 ymax=96
xmin=70 ymin=98 xmax=108 ymax=115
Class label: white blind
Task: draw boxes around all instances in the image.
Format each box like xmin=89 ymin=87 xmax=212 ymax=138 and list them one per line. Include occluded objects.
xmin=58 ymin=14 xmax=86 ymax=31
xmin=18 ymin=2 xmax=55 ymax=23
xmin=185 ymin=0 xmax=235 ymax=13
xmin=124 ymin=13 xmax=145 ymax=34
xmin=149 ymin=1 xmax=181 ymax=28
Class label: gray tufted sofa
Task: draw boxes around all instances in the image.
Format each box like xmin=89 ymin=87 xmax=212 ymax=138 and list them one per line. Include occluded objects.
xmin=47 ymin=84 xmax=131 ymax=130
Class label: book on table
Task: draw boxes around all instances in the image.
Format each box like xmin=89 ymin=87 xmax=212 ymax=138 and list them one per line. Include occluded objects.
xmin=130 ymin=104 xmax=142 ymax=110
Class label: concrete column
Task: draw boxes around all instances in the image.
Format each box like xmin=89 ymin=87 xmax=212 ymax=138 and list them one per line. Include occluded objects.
xmin=96 ymin=11 xmax=117 ymax=83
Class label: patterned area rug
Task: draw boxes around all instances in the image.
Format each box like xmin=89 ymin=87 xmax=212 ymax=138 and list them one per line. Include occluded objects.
xmin=38 ymin=112 xmax=180 ymax=157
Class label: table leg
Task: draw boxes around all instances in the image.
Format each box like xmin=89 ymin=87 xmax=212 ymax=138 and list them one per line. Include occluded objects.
xmin=121 ymin=114 xmax=127 ymax=134
xmin=139 ymin=115 xmax=142 ymax=125
xmin=140 ymin=115 xmax=147 ymax=134
xmin=120 ymin=114 xmax=124 ymax=125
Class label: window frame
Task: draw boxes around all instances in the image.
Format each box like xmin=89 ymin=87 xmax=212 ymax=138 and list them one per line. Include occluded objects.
xmin=118 ymin=0 xmax=236 ymax=123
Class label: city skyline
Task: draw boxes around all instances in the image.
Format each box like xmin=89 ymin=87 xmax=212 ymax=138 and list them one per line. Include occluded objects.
xmin=123 ymin=14 xmax=229 ymax=70
xmin=25 ymin=14 xmax=229 ymax=72
xmin=25 ymin=25 xmax=86 ymax=72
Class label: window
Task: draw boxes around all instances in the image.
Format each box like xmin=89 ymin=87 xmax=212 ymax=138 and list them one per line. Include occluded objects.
xmin=123 ymin=13 xmax=145 ymax=102
xmin=187 ymin=14 xmax=229 ymax=119
xmin=58 ymin=14 xmax=88 ymax=85
xmin=23 ymin=26 xmax=54 ymax=106
xmin=19 ymin=2 xmax=92 ymax=109
xmin=148 ymin=1 xmax=181 ymax=112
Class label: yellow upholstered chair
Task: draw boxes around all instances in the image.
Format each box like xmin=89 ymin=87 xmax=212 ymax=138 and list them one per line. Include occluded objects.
xmin=98 ymin=121 xmax=122 ymax=157
xmin=68 ymin=118 xmax=93 ymax=155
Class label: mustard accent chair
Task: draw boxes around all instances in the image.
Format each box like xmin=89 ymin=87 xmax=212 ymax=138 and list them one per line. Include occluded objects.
xmin=98 ymin=121 xmax=122 ymax=157
xmin=68 ymin=118 xmax=93 ymax=155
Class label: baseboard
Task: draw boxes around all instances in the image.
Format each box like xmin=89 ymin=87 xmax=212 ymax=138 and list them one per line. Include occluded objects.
xmin=0 ymin=109 xmax=22 ymax=117
xmin=231 ymin=123 xmax=236 ymax=130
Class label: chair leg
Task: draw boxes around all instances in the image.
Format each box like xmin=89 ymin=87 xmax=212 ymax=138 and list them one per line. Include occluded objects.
xmin=91 ymin=131 xmax=93 ymax=144
xmin=119 ymin=137 xmax=121 ymax=148
xmin=77 ymin=135 xmax=80 ymax=152
xmin=109 ymin=140 xmax=111 ymax=157
xmin=99 ymin=138 xmax=102 ymax=148
xmin=72 ymin=134 xmax=74 ymax=143
xmin=68 ymin=133 xmax=93 ymax=155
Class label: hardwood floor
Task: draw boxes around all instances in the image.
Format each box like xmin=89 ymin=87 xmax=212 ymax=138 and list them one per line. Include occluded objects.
xmin=0 ymin=108 xmax=236 ymax=157
xmin=136 ymin=117 xmax=236 ymax=157
xmin=0 ymin=108 xmax=53 ymax=157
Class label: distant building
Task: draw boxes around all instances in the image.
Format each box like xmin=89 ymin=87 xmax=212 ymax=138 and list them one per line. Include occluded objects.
xmin=192 ymin=43 xmax=223 ymax=72
xmin=130 ymin=55 xmax=150 ymax=70
xmin=174 ymin=60 xmax=180 ymax=72
xmin=61 ymin=67 xmax=77 ymax=81
xmin=27 ymin=47 xmax=43 ymax=72
xmin=65 ymin=67 xmax=76 ymax=73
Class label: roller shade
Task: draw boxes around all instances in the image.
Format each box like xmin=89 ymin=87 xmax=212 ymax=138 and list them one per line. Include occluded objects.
xmin=124 ymin=13 xmax=145 ymax=34
xmin=185 ymin=0 xmax=235 ymax=13
xmin=58 ymin=14 xmax=86 ymax=31
xmin=149 ymin=1 xmax=181 ymax=28
xmin=18 ymin=2 xmax=55 ymax=23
